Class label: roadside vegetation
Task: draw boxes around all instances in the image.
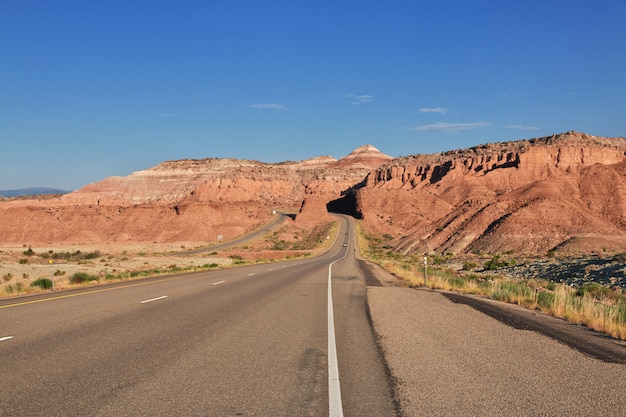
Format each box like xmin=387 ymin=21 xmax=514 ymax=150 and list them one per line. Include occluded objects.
xmin=358 ymin=226 xmax=626 ymax=340
xmin=0 ymin=222 xmax=337 ymax=298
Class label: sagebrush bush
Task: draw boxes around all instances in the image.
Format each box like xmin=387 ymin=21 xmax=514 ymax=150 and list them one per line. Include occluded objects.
xmin=69 ymin=272 xmax=98 ymax=284
xmin=30 ymin=278 xmax=52 ymax=289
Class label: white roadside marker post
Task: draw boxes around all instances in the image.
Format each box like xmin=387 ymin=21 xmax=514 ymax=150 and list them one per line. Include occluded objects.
xmin=49 ymin=259 xmax=54 ymax=291
xmin=423 ymin=256 xmax=428 ymax=287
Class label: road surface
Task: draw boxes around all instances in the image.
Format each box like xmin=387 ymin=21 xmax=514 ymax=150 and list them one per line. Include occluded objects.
xmin=2 ymin=214 xmax=625 ymax=416
xmin=0 ymin=215 xmax=395 ymax=416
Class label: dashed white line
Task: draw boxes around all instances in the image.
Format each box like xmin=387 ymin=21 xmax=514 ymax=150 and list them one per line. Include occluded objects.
xmin=213 ymin=281 xmax=225 ymax=285
xmin=248 ymin=273 xmax=256 ymax=276
xmin=1 ymin=336 xmax=14 ymax=342
xmin=140 ymin=295 xmax=168 ymax=304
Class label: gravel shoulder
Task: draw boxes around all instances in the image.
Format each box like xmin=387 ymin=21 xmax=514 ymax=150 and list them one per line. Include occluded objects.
xmin=364 ymin=264 xmax=626 ymax=417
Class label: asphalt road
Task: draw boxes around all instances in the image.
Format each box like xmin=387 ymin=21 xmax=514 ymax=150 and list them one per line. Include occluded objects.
xmin=0 ymin=215 xmax=395 ymax=417
xmin=368 ymin=284 xmax=626 ymax=416
xmin=182 ymin=211 xmax=290 ymax=254
xmin=2 ymin=214 xmax=625 ymax=417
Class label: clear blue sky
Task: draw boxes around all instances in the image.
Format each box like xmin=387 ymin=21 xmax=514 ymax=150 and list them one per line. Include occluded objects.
xmin=1 ymin=0 xmax=625 ymax=191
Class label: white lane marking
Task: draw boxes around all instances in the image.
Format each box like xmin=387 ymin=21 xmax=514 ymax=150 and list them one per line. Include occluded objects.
xmin=213 ymin=281 xmax=225 ymax=285
xmin=268 ymin=268 xmax=274 ymax=271
xmin=0 ymin=336 xmax=14 ymax=342
xmin=328 ymin=231 xmax=350 ymax=417
xmin=248 ymin=273 xmax=256 ymax=276
xmin=140 ymin=295 xmax=168 ymax=304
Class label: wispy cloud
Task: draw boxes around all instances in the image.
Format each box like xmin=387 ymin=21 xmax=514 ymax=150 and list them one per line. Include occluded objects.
xmin=419 ymin=106 xmax=448 ymax=114
xmin=339 ymin=92 xmax=374 ymax=105
xmin=503 ymin=124 xmax=540 ymax=130
xmin=243 ymin=103 xmax=286 ymax=111
xmin=156 ymin=113 xmax=176 ymax=117
xmin=410 ymin=122 xmax=490 ymax=133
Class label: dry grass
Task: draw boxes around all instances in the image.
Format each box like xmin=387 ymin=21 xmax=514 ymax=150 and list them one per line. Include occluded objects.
xmin=358 ymin=223 xmax=626 ymax=340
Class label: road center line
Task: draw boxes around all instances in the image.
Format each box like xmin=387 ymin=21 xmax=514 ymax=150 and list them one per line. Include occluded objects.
xmin=140 ymin=295 xmax=168 ymax=304
xmin=0 ymin=336 xmax=14 ymax=342
xmin=212 ymin=281 xmax=225 ymax=285
xmin=248 ymin=273 xmax=255 ymax=276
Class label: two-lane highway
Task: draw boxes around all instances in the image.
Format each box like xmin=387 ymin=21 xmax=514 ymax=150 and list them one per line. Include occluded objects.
xmin=0 ymin=215 xmax=395 ymax=417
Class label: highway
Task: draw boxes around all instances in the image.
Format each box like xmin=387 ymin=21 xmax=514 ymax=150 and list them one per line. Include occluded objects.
xmin=2 ymin=214 xmax=625 ymax=416
xmin=0 ymin=215 xmax=395 ymax=417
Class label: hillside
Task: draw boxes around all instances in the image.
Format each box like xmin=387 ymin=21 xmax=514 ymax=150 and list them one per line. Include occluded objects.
xmin=0 ymin=145 xmax=392 ymax=245
xmin=351 ymin=132 xmax=626 ymax=254
xmin=1 ymin=132 xmax=625 ymax=255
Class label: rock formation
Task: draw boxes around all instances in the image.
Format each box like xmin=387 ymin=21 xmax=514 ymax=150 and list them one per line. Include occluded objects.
xmin=353 ymin=132 xmax=626 ymax=254
xmin=0 ymin=145 xmax=392 ymax=245
xmin=2 ymin=132 xmax=626 ymax=255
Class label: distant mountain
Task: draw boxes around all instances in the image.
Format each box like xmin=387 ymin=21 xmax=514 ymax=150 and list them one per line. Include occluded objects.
xmin=0 ymin=187 xmax=69 ymax=197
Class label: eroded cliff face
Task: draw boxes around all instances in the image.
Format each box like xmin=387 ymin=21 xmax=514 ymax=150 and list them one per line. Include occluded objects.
xmin=0 ymin=145 xmax=392 ymax=245
xmin=356 ymin=132 xmax=626 ymax=254
xmin=3 ymin=133 xmax=626 ymax=254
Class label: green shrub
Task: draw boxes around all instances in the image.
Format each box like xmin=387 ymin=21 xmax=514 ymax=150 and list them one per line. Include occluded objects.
xmin=576 ymin=283 xmax=610 ymax=299
xmin=23 ymin=247 xmax=35 ymax=256
xmin=19 ymin=258 xmax=28 ymax=264
xmin=462 ymin=261 xmax=478 ymax=271
xmin=69 ymin=272 xmax=98 ymax=284
xmin=447 ymin=276 xmax=466 ymax=288
xmin=484 ymin=254 xmax=516 ymax=270
xmin=84 ymin=250 xmax=101 ymax=259
xmin=537 ymin=291 xmax=555 ymax=309
xmin=30 ymin=278 xmax=52 ymax=289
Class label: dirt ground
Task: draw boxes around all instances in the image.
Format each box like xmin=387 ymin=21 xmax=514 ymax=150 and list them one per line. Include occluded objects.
xmin=0 ymin=221 xmax=333 ymax=298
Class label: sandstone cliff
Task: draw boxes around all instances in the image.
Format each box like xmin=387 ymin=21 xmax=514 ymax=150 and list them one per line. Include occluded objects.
xmin=0 ymin=145 xmax=392 ymax=245
xmin=354 ymin=132 xmax=626 ymax=254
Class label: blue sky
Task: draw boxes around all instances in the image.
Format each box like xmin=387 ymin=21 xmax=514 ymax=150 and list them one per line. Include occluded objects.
xmin=1 ymin=0 xmax=625 ymax=191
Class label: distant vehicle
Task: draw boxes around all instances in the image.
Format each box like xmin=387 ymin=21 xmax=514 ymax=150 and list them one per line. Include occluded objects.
xmin=343 ymin=243 xmax=348 ymax=247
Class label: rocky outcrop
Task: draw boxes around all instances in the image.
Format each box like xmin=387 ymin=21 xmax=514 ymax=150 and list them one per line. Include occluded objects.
xmin=0 ymin=146 xmax=392 ymax=245
xmin=356 ymin=132 xmax=626 ymax=255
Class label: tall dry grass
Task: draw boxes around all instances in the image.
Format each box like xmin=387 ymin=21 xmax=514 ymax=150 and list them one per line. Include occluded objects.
xmin=357 ymin=224 xmax=626 ymax=340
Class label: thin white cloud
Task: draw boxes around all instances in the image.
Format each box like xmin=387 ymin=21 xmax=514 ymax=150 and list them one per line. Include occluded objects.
xmin=503 ymin=125 xmax=540 ymax=130
xmin=339 ymin=92 xmax=374 ymax=105
xmin=243 ymin=103 xmax=286 ymax=111
xmin=156 ymin=113 xmax=176 ymax=117
xmin=419 ymin=106 xmax=448 ymax=114
xmin=410 ymin=122 xmax=490 ymax=133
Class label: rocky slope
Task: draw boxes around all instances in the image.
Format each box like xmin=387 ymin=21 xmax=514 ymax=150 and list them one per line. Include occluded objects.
xmin=2 ymin=132 xmax=626 ymax=255
xmin=353 ymin=132 xmax=626 ymax=255
xmin=0 ymin=145 xmax=392 ymax=245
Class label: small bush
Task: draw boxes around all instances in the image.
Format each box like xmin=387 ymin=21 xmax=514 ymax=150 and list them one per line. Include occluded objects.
xmin=23 ymin=247 xmax=35 ymax=256
xmin=576 ymin=283 xmax=610 ymax=299
xmin=69 ymin=272 xmax=98 ymax=284
xmin=447 ymin=276 xmax=466 ymax=288
xmin=537 ymin=291 xmax=555 ymax=309
xmin=462 ymin=261 xmax=478 ymax=271
xmin=484 ymin=254 xmax=516 ymax=270
xmin=18 ymin=258 xmax=28 ymax=264
xmin=30 ymin=278 xmax=52 ymax=289
xmin=84 ymin=250 xmax=101 ymax=260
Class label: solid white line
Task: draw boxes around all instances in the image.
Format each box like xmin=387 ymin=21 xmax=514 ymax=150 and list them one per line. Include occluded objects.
xmin=0 ymin=336 xmax=14 ymax=342
xmin=213 ymin=281 xmax=225 ymax=285
xmin=140 ymin=295 xmax=168 ymax=304
xmin=328 ymin=235 xmax=350 ymax=417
